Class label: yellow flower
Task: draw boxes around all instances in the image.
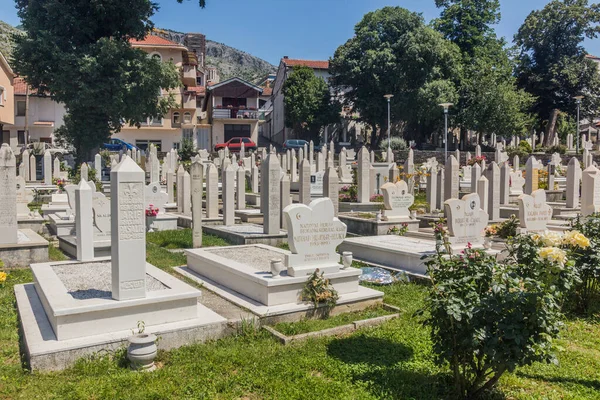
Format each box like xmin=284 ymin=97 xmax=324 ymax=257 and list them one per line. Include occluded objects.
xmin=563 ymin=230 xmax=591 ymax=249
xmin=0 ymin=271 xmax=6 ymax=283
xmin=539 ymin=231 xmax=563 ymax=247
xmin=538 ymin=247 xmax=567 ymax=266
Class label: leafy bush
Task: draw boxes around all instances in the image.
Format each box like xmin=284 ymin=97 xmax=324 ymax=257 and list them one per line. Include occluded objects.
xmin=547 ymin=144 xmax=567 ymax=155
xmin=178 ymin=138 xmax=197 ymax=162
xmin=301 ymin=269 xmax=338 ymax=309
xmin=422 ymin=235 xmax=578 ymax=399
xmin=379 ymin=136 xmax=408 ymax=152
xmin=569 ymin=214 xmax=600 ymax=313
xmin=484 ymin=215 xmax=519 ymax=239
xmin=518 ymin=140 xmax=532 ymax=153
xmin=505 ymin=146 xmax=529 ymax=160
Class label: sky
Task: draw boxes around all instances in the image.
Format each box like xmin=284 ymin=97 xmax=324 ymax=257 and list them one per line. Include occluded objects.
xmin=1 ymin=0 xmax=599 ymax=66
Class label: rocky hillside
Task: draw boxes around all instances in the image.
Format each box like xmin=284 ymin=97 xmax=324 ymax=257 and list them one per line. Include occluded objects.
xmin=0 ymin=20 xmax=275 ymax=83
xmin=0 ymin=20 xmax=23 ymax=60
xmin=206 ymin=40 xmax=276 ymax=83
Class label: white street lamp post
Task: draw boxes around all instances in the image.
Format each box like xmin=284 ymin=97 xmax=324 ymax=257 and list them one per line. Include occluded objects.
xmin=574 ymin=96 xmax=584 ymax=154
xmin=384 ymin=94 xmax=393 ymax=152
xmin=439 ymin=103 xmax=453 ymax=161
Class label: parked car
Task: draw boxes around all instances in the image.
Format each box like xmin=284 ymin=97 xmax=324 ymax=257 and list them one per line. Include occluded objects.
xmin=214 ymin=137 xmax=257 ymax=153
xmin=103 ymin=138 xmax=138 ymax=151
xmin=283 ymin=139 xmax=309 ymax=150
xmin=22 ymin=142 xmax=67 ymax=157
xmin=283 ymin=139 xmax=323 ymax=152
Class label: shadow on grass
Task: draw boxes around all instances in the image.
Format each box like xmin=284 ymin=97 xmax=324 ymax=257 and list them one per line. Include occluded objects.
xmin=327 ymin=334 xmax=448 ymax=399
xmin=516 ymin=372 xmax=600 ymax=391
xmin=327 ymin=334 xmax=412 ymax=366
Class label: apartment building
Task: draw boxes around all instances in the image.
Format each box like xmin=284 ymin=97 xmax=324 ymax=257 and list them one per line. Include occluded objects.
xmin=0 ymin=52 xmax=15 ymax=146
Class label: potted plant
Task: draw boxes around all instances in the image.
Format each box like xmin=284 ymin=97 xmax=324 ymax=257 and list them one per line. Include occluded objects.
xmin=145 ymin=204 xmax=159 ymax=232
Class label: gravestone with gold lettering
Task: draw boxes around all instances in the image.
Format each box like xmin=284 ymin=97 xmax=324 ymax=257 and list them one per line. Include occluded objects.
xmin=444 ymin=193 xmax=489 ymax=246
xmin=110 ymin=155 xmax=146 ymax=301
xmin=380 ymin=180 xmax=413 ymax=219
xmin=517 ymin=189 xmax=553 ymax=233
xmin=283 ymin=198 xmax=347 ymax=277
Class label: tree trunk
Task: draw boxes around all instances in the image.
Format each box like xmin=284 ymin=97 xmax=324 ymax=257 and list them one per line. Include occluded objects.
xmin=544 ymin=109 xmax=559 ymax=147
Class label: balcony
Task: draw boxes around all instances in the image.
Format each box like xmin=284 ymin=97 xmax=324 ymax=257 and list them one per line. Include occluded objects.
xmin=182 ymin=65 xmax=196 ymax=86
xmin=212 ymin=107 xmax=265 ymax=121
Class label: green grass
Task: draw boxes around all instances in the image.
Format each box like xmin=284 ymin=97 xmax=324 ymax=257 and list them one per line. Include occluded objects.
xmin=48 ymin=243 xmax=69 ymax=261
xmin=272 ymin=305 xmax=395 ymax=336
xmin=410 ymin=191 xmax=428 ymax=212
xmin=146 ymin=229 xmax=231 ymax=249
xmin=1 ymin=262 xmax=599 ymax=398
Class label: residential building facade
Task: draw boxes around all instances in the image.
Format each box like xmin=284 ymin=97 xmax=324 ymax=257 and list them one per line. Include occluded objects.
xmin=201 ymin=77 xmax=266 ymax=148
xmin=0 ymin=52 xmax=15 ymax=146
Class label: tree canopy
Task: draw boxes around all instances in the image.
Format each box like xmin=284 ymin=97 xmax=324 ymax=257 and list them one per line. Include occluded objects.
xmin=515 ymin=0 xmax=600 ymax=146
xmin=13 ymin=0 xmax=180 ymax=162
xmin=330 ymin=6 xmax=461 ymax=146
xmin=283 ymin=66 xmax=339 ymax=143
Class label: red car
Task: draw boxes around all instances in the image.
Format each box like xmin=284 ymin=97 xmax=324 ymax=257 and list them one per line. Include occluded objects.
xmin=214 ymin=137 xmax=257 ymax=153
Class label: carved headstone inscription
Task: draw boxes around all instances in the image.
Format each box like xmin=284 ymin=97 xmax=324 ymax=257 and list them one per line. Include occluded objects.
xmin=444 ymin=193 xmax=489 ymax=246
xmin=517 ymin=189 xmax=552 ymax=232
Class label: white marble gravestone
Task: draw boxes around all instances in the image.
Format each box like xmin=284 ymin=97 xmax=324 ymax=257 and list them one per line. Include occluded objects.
xmin=581 ymin=165 xmax=600 ymax=217
xmin=0 ymin=144 xmax=18 ymax=244
xmin=236 ymin=166 xmax=246 ymax=210
xmin=29 ymin=154 xmax=36 ymax=181
xmin=323 ymin=165 xmax=339 ymax=216
xmin=444 ymin=193 xmax=489 ymax=246
xmin=76 ymin=179 xmax=94 ymax=261
xmin=144 ymin=182 xmax=168 ymax=214
xmin=444 ymin=155 xmax=460 ymax=201
xmin=263 ymin=151 xmax=281 ymax=234
xmin=381 ymin=180 xmax=414 ymax=219
xmin=566 ymin=157 xmax=581 ymax=209
xmin=206 ymin=163 xmax=219 ymax=219
xmin=53 ymin=157 xmax=61 ymax=180
xmin=299 ymin=158 xmax=311 ymax=205
xmin=16 ymin=176 xmax=33 ymax=217
xmin=517 ymin=189 xmax=552 ymax=232
xmin=22 ymin=149 xmax=30 ymax=182
xmin=80 ymin=162 xmax=89 ymax=182
xmin=477 ymin=175 xmax=489 ymax=215
xmin=43 ymin=150 xmax=52 ymax=185
xmin=92 ymin=193 xmax=111 ymax=241
xmin=310 ymin=171 xmax=324 ymax=196
xmin=110 ymin=156 xmax=146 ymax=301
xmin=191 ymin=160 xmax=203 ymax=248
xmin=485 ymin=162 xmax=500 ymax=221
xmin=222 ymin=164 xmax=235 ymax=226
xmin=357 ymin=147 xmax=370 ymax=203
xmin=283 ymin=197 xmax=347 ymax=276
xmin=510 ymin=171 xmax=525 ymax=196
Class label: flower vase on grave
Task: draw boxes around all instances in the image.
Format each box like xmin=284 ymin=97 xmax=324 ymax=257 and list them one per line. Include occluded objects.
xmin=145 ymin=204 xmax=159 ymax=232
xmin=342 ymin=252 xmax=353 ymax=269
xmin=127 ymin=333 xmax=158 ymax=372
xmin=483 ymin=237 xmax=493 ymax=250
xmin=270 ymin=258 xmax=285 ymax=278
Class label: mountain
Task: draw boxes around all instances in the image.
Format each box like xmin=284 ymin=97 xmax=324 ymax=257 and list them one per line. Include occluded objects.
xmin=0 ymin=20 xmax=275 ymax=84
xmin=0 ymin=20 xmax=23 ymax=60
xmin=205 ymin=40 xmax=276 ymax=83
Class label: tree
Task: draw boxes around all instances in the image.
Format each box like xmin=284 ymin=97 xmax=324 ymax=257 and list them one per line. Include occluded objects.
xmin=330 ymin=7 xmax=460 ymax=147
xmin=13 ymin=0 xmax=181 ymax=162
xmin=515 ymin=0 xmax=600 ymax=147
xmin=283 ymin=66 xmax=339 ymax=143
xmin=434 ymin=0 xmax=501 ymax=57
xmin=435 ymin=0 xmax=534 ymax=145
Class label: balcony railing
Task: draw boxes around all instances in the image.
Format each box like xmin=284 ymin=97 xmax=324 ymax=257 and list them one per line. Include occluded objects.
xmin=212 ymin=107 xmax=265 ymax=120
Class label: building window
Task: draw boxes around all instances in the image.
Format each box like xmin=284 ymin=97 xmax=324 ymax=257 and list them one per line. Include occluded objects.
xmin=17 ymin=130 xmax=26 ymax=145
xmin=150 ymin=52 xmax=162 ymax=62
xmin=0 ymin=87 xmax=4 ymax=106
xmin=172 ymin=112 xmax=180 ymax=125
xmin=135 ymin=139 xmax=162 ymax=152
xmin=150 ymin=117 xmax=163 ymax=126
xmin=183 ymin=112 xmax=192 ymax=123
xmin=173 ymin=142 xmax=180 ymax=149
xmin=183 ymin=128 xmax=193 ymax=140
xmin=16 ymin=101 xmax=26 ymax=116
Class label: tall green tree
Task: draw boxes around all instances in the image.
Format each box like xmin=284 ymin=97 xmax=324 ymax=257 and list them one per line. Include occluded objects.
xmin=13 ymin=0 xmax=180 ymax=162
xmin=515 ymin=0 xmax=600 ymax=147
xmin=330 ymin=7 xmax=460 ymax=147
xmin=435 ymin=0 xmax=533 ymax=145
xmin=283 ymin=66 xmax=339 ymax=143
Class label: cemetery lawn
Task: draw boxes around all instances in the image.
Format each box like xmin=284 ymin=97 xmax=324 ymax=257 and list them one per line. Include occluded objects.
xmin=1 ymin=266 xmax=599 ymax=398
xmin=271 ymin=304 xmax=395 ymax=336
xmin=146 ymin=229 xmax=230 ymax=249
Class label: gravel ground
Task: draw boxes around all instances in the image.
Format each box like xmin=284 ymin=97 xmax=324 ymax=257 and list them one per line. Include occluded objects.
xmin=207 ymin=247 xmax=285 ymax=272
xmin=52 ymin=262 xmax=167 ymax=300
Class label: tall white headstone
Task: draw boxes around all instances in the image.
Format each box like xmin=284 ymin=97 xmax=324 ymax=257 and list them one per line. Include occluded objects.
xmin=566 ymin=157 xmax=581 ymax=209
xmin=53 ymin=157 xmax=61 ymax=180
xmin=110 ymin=156 xmax=146 ymax=301
xmin=444 ymin=155 xmax=460 ymax=200
xmin=581 ymin=165 xmax=600 ymax=217
xmin=426 ymin=166 xmax=438 ymax=212
xmin=323 ymin=165 xmax=339 ymax=216
xmin=43 ymin=150 xmax=52 ymax=185
xmin=22 ymin=149 xmax=30 ymax=182
xmin=176 ymin=164 xmax=185 ymax=213
xmin=0 ymin=144 xmax=18 ymax=244
xmin=75 ymin=179 xmax=94 ymax=261
xmin=206 ymin=163 xmax=219 ymax=219
xmin=191 ymin=160 xmax=203 ymax=248
xmin=471 ymin=162 xmax=481 ymax=193
xmin=280 ymin=173 xmax=291 ymax=229
xmin=80 ymin=162 xmax=89 ymax=182
xmin=477 ymin=175 xmax=489 ymax=215
xmin=524 ymin=156 xmax=538 ymax=195
xmin=299 ymin=158 xmax=311 ymax=205
xmin=222 ymin=164 xmax=235 ymax=226
xmin=182 ymin=170 xmax=191 ymax=216
xmin=357 ymin=147 xmax=370 ymax=203
xmin=500 ymin=162 xmax=510 ymax=205
xmin=263 ymin=150 xmax=281 ymax=234
xmin=29 ymin=154 xmax=36 ymax=181
xmin=236 ymin=166 xmax=246 ymax=210
xmin=485 ymin=162 xmax=500 ymax=220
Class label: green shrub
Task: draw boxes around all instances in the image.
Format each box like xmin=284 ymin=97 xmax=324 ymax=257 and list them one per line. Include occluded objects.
xmin=422 ymin=237 xmax=577 ymax=399
xmin=505 ymin=146 xmax=529 ymax=160
xmin=547 ymin=144 xmax=567 ymax=155
xmin=379 ymin=136 xmax=408 ymax=152
xmin=518 ymin=140 xmax=532 ymax=153
xmin=178 ymin=138 xmax=197 ymax=162
xmin=569 ymin=215 xmax=600 ymax=313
